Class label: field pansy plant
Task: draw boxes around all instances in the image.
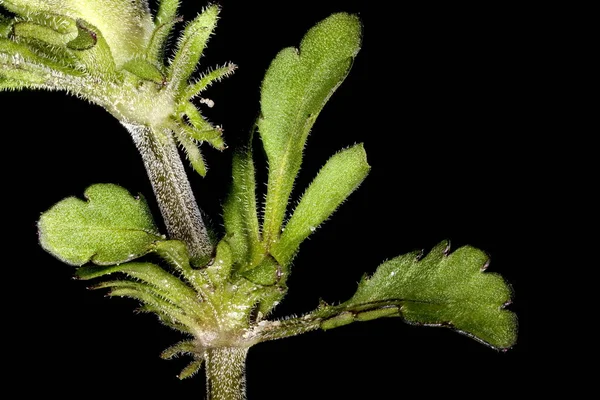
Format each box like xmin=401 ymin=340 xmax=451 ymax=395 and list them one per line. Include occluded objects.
xmin=1 ymin=1 xmax=517 ymax=399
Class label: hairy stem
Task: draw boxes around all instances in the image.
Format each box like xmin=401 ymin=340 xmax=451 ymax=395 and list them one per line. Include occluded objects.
xmin=123 ymin=123 xmax=213 ymax=265
xmin=205 ymin=347 xmax=249 ymax=400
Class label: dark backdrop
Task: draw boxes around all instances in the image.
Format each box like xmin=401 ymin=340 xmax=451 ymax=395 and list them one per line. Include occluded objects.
xmin=4 ymin=1 xmax=542 ymax=398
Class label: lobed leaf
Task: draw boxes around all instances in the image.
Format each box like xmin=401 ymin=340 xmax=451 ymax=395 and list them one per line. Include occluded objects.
xmin=38 ymin=184 xmax=163 ymax=266
xmin=252 ymin=242 xmax=516 ymax=350
xmin=332 ymin=241 xmax=517 ymax=349
xmin=258 ymin=13 xmax=362 ymax=246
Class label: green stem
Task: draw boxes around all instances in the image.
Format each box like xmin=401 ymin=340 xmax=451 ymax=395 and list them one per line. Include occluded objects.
xmin=205 ymin=347 xmax=249 ymax=400
xmin=123 ymin=122 xmax=213 ymax=265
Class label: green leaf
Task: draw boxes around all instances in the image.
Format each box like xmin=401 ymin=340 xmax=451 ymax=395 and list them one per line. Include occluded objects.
xmin=332 ymin=241 xmax=516 ymax=349
xmin=204 ymin=240 xmax=233 ymax=285
xmin=66 ymin=19 xmax=116 ymax=76
xmin=151 ymin=239 xmax=211 ymax=293
xmin=167 ymin=4 xmax=219 ymax=94
xmin=76 ymin=262 xmax=202 ymax=316
xmin=173 ymin=125 xmax=208 ymax=177
xmin=258 ymin=13 xmax=362 ymax=246
xmin=0 ymin=14 xmax=12 ymax=38
xmin=147 ymin=0 xmax=181 ymax=63
xmin=66 ymin=19 xmax=97 ymax=50
xmin=154 ymin=0 xmax=181 ymax=27
xmin=160 ymin=339 xmax=197 ymax=360
xmin=106 ymin=285 xmax=197 ymax=329
xmin=38 ymin=184 xmax=163 ymax=266
xmin=222 ymin=138 xmax=263 ymax=270
xmin=122 ymin=58 xmax=165 ymax=84
xmin=272 ymin=144 xmax=370 ymax=266
xmin=178 ymin=100 xmax=225 ymax=150
xmin=252 ymin=242 xmax=516 ymax=350
xmin=180 ymin=62 xmax=237 ymax=102
xmin=0 ymin=37 xmax=83 ymax=86
xmin=178 ymin=359 xmax=203 ymax=380
xmin=0 ymin=75 xmax=34 ymax=91
xmin=12 ymin=13 xmax=77 ymax=47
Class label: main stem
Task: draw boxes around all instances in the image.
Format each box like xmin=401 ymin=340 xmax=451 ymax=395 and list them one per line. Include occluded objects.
xmin=124 ymin=122 xmax=213 ymax=265
xmin=205 ymin=347 xmax=249 ymax=400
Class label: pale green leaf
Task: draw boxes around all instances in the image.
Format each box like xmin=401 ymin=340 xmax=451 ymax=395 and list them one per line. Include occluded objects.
xmin=272 ymin=144 xmax=370 ymax=266
xmin=147 ymin=16 xmax=180 ymax=65
xmin=180 ymin=62 xmax=237 ymax=102
xmin=173 ymin=125 xmax=208 ymax=177
xmin=2 ymin=0 xmax=154 ymax=67
xmin=167 ymin=4 xmax=219 ymax=94
xmin=178 ymin=100 xmax=225 ymax=150
xmin=154 ymin=0 xmax=180 ymax=27
xmin=258 ymin=13 xmax=361 ymax=245
xmin=38 ymin=184 xmax=163 ymax=266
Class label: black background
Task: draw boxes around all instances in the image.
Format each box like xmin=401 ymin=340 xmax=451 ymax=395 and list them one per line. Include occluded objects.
xmin=3 ymin=1 xmax=547 ymax=398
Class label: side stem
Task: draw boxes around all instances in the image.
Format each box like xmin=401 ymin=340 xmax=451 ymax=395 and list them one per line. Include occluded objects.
xmin=205 ymin=347 xmax=249 ymax=400
xmin=124 ymin=122 xmax=213 ymax=265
